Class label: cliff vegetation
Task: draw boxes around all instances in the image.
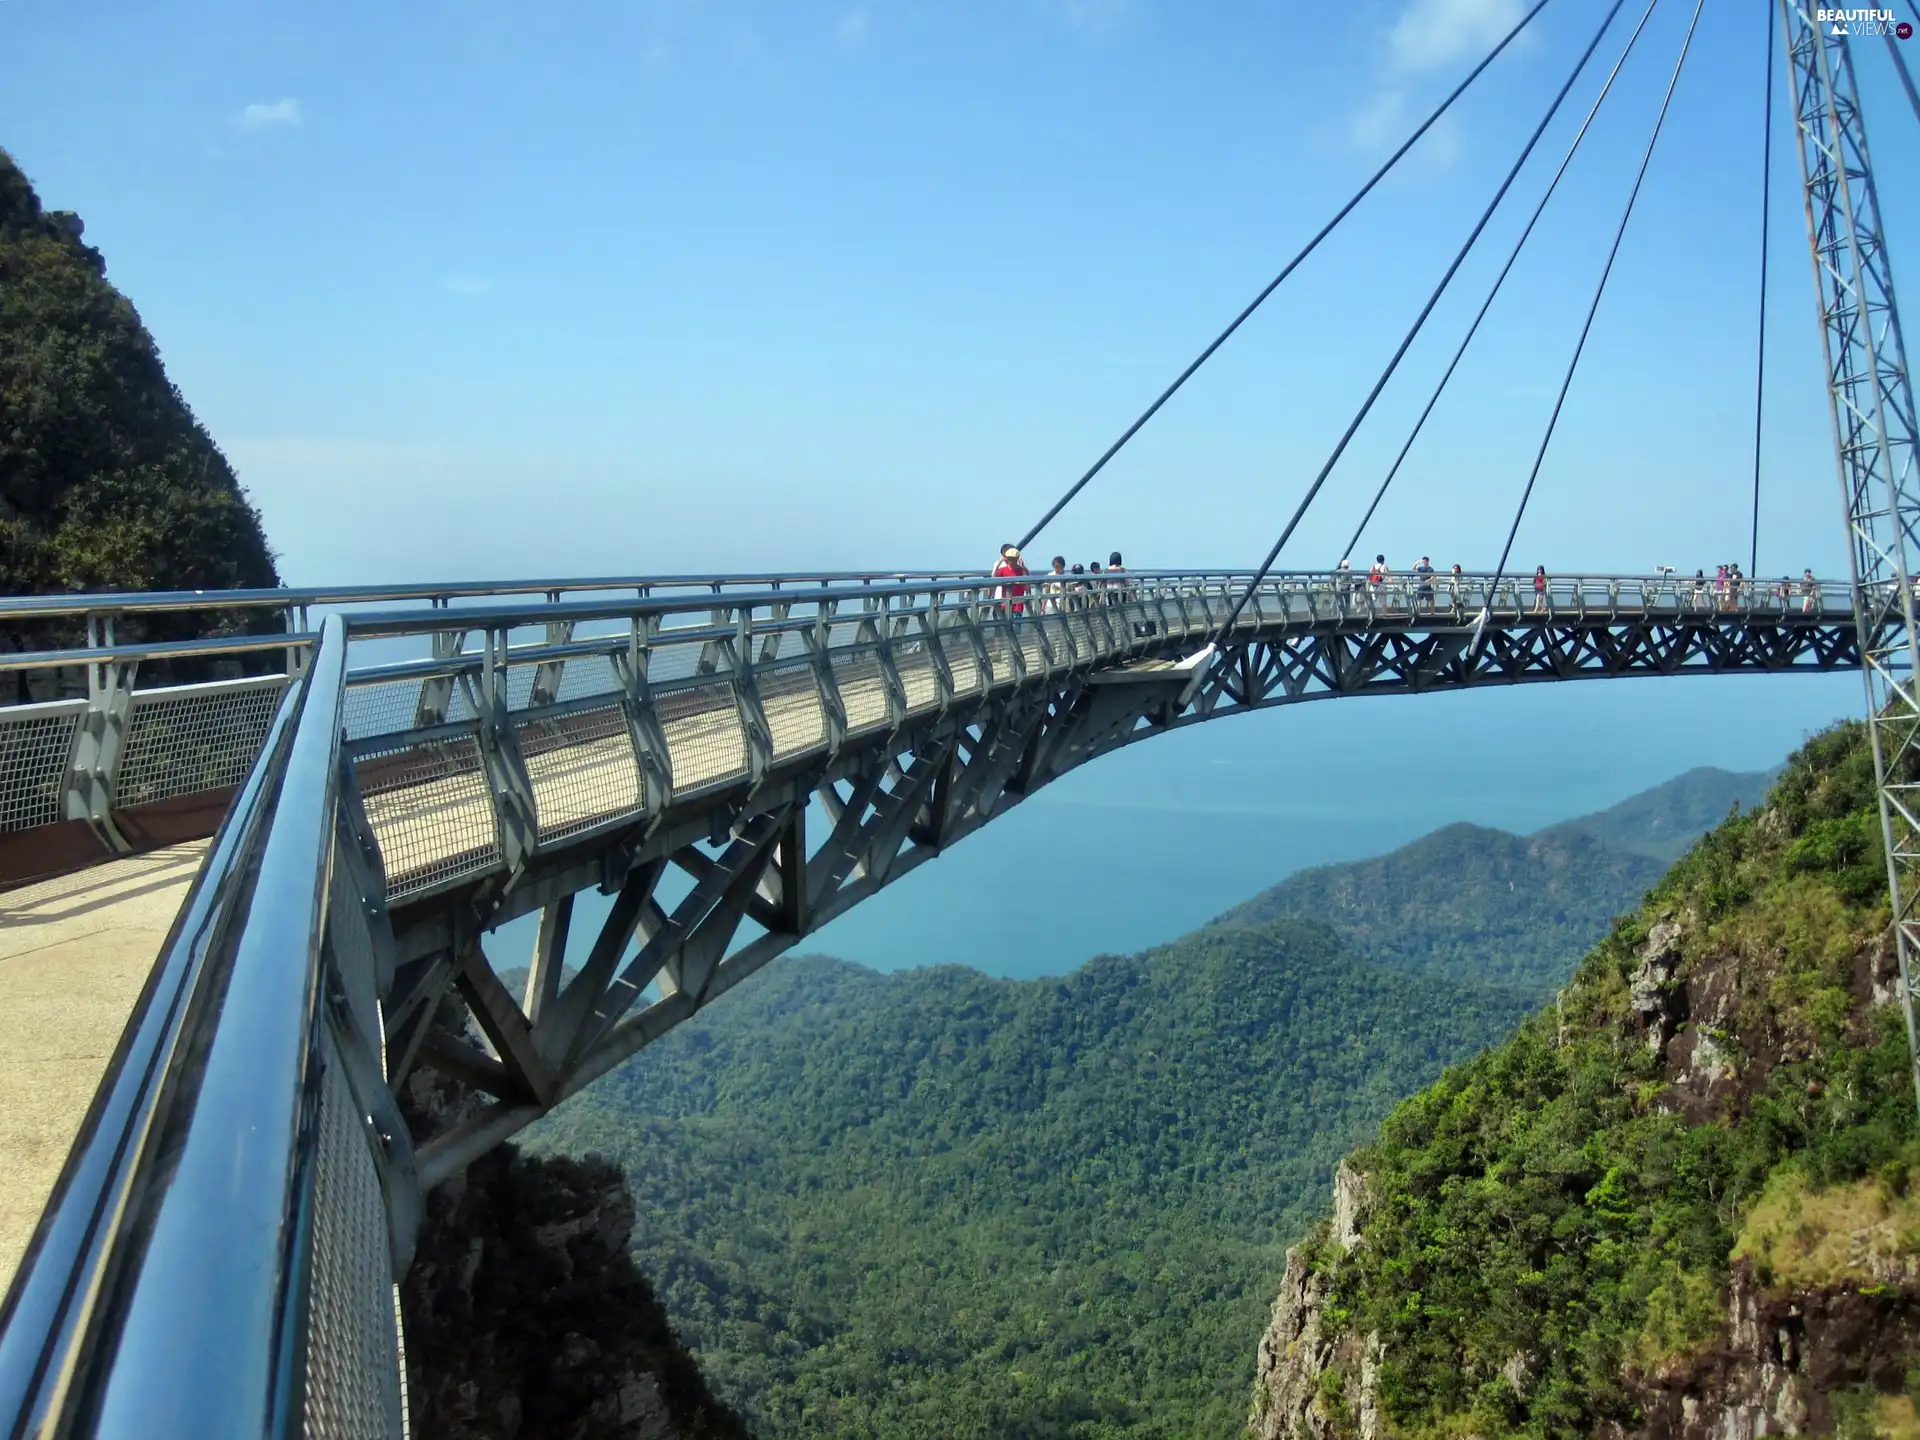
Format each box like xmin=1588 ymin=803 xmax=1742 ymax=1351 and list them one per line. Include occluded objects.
xmin=1247 ymin=723 xmax=1919 ymax=1439
xmin=0 ymin=148 xmax=278 ymax=638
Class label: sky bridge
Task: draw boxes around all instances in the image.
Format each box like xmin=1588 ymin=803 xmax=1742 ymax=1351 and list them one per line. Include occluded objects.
xmin=0 ymin=0 xmax=1916 ymax=1432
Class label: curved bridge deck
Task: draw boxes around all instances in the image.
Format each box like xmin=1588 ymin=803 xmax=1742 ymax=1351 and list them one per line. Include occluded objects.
xmin=0 ymin=567 xmax=1874 ymax=1436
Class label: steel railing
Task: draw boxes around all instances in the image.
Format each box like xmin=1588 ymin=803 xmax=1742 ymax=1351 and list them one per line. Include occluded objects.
xmin=0 ymin=616 xmax=410 ymax=1437
xmin=0 ymin=571 xmax=1861 ymax=854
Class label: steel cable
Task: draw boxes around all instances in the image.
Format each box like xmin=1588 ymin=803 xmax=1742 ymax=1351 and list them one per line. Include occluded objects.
xmin=1013 ymin=0 xmax=1559 ymax=554
xmin=1339 ymin=0 xmax=1666 ymax=565
xmin=1470 ymin=0 xmax=1710 ymax=652
xmin=1206 ymin=0 xmax=1634 ymax=643
xmin=1751 ymin=0 xmax=1776 ymax=578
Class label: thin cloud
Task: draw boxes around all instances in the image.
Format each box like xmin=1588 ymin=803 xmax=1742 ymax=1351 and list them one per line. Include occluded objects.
xmin=440 ymin=275 xmax=497 ymax=297
xmin=1388 ymin=0 xmax=1524 ymax=72
xmin=837 ymin=7 xmax=869 ymax=44
xmin=237 ymin=98 xmax=303 ymax=130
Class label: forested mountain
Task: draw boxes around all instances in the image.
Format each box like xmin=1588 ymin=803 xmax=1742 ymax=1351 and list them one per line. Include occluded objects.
xmin=1247 ymin=726 xmax=1918 ymax=1437
xmin=526 ymin=767 xmax=1756 ymax=1435
xmin=1536 ymin=763 xmax=1777 ymax=862
xmin=533 ymin=923 xmax=1536 ymax=1436
xmin=1213 ymin=824 xmax=1664 ymax=994
xmin=1216 ymin=767 xmax=1776 ymax=994
xmin=0 ymin=149 xmax=278 ymax=613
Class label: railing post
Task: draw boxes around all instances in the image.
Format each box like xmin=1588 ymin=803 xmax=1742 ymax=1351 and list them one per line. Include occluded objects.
xmin=613 ymin=614 xmax=674 ymax=817
xmin=810 ymin=599 xmax=849 ymax=752
xmin=412 ymin=607 xmax=466 ymax=730
xmin=63 ymin=611 xmax=134 ymax=853
xmin=920 ymin=590 xmax=957 ymax=711
xmin=866 ymin=594 xmax=909 ymax=726
xmin=469 ymin=626 xmax=540 ymax=874
xmin=731 ymin=607 xmax=774 ymax=785
xmin=527 ymin=592 xmax=572 ymax=707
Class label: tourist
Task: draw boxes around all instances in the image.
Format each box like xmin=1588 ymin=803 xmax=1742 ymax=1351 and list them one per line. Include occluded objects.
xmin=1413 ymin=556 xmax=1435 ymax=613
xmin=994 ymin=544 xmax=1030 ymax=615
xmin=1045 ymin=556 xmax=1068 ymax=614
xmin=1801 ymin=567 xmax=1818 ymax=614
xmin=1532 ymin=565 xmax=1548 ymax=614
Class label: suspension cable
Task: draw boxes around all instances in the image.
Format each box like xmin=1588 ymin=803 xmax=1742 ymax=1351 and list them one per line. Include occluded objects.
xmin=1012 ymin=0 xmax=1559 ymax=554
xmin=1478 ymin=0 xmax=1709 ymax=630
xmin=1205 ymin=0 xmax=1633 ymax=643
xmin=1751 ymin=0 xmax=1776 ymax=578
xmin=1340 ymin=0 xmax=1665 ymax=565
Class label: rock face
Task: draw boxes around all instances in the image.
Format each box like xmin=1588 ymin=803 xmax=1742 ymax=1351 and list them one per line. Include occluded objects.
xmin=402 ymin=1146 xmax=750 ymax=1440
xmin=1248 ymin=1167 xmax=1382 ymax=1440
xmin=1242 ymin=743 xmax=1920 ymax=1438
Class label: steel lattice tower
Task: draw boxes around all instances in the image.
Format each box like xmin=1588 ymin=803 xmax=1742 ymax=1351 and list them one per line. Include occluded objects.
xmin=1779 ymin=1 xmax=1920 ymax=1110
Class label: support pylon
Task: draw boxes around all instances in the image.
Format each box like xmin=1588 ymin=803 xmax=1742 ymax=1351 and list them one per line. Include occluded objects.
xmin=1780 ymin=1 xmax=1920 ymax=1113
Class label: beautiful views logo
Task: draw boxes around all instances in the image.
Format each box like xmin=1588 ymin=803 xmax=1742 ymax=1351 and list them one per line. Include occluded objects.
xmin=1815 ymin=7 xmax=1912 ymax=33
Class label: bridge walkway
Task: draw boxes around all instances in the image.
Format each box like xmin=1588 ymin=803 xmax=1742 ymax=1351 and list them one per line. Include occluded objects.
xmin=0 ymin=841 xmax=209 ymax=1293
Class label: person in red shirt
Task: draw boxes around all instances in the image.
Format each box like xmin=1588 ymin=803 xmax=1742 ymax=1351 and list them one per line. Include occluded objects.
xmin=993 ymin=544 xmax=1030 ymax=615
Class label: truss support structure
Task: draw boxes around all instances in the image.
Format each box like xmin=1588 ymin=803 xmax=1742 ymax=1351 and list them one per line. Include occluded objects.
xmin=1781 ymin=2 xmax=1920 ymax=1114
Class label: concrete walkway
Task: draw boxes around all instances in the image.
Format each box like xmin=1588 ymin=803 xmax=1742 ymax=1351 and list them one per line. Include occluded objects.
xmin=0 ymin=841 xmax=208 ymax=1296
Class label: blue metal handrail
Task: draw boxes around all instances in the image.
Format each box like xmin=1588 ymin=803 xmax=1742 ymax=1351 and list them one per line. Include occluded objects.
xmin=0 ymin=618 xmax=348 ymax=1437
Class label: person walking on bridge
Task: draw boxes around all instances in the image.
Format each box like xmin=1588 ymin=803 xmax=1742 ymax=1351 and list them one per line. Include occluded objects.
xmin=1044 ymin=556 xmax=1068 ymax=614
xmin=994 ymin=545 xmax=1030 ymax=616
xmin=1106 ymin=552 xmax=1129 ymax=608
xmin=1448 ymin=563 xmax=1464 ymax=611
xmin=1413 ymin=557 xmax=1435 ymax=614
xmin=1532 ymin=565 xmax=1548 ymax=615
xmin=1800 ymin=567 xmax=1818 ymax=614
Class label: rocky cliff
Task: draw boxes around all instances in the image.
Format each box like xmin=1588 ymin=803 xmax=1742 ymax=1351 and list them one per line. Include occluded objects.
xmin=1246 ymin=723 xmax=1920 ymax=1438
xmin=402 ymin=1145 xmax=752 ymax=1440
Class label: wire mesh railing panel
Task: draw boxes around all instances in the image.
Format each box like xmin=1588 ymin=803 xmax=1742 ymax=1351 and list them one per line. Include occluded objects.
xmin=980 ymin=629 xmax=1020 ymax=687
xmin=834 ymin=651 xmax=891 ymax=734
xmin=646 ymin=638 xmax=720 ymax=688
xmin=302 ymin=1028 xmax=404 ymax=1440
xmin=760 ymin=663 xmax=827 ymax=759
xmin=945 ymin=642 xmax=983 ymax=698
xmin=356 ymin=733 xmax=500 ymax=901
xmin=343 ymin=680 xmax=427 ymax=743
xmin=0 ymin=701 xmax=83 ymax=832
xmin=553 ymin=654 xmax=620 ymax=704
xmin=117 ymin=678 xmax=289 ymax=807
xmin=1019 ymin=628 xmax=1047 ymax=676
xmin=659 ymin=682 xmax=749 ymax=794
xmin=897 ymin=648 xmax=942 ymax=715
xmin=516 ymin=704 xmax=643 ymax=844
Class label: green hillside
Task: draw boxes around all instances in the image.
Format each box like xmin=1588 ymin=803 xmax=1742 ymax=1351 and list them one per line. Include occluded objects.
xmin=0 ymin=148 xmax=278 ymax=615
xmin=1214 ymin=824 xmax=1665 ymax=994
xmin=522 ymin=762 xmax=1786 ymax=1436
xmin=533 ymin=922 xmax=1535 ymax=1436
xmin=1536 ymin=763 xmax=1778 ymax=862
xmin=1251 ymin=723 xmax=1919 ymax=1436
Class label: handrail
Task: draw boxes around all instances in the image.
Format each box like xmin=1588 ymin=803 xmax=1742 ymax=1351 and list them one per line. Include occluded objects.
xmin=0 ymin=619 xmax=348 ymax=1436
xmin=0 ymin=571 xmax=1859 ymax=677
xmin=0 ymin=566 xmax=1863 ymax=623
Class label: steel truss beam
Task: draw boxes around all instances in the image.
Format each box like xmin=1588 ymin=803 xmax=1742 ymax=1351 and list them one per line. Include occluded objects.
xmin=1781 ymin=0 xmax=1920 ymax=1114
xmin=385 ymin=605 xmax=1863 ymax=1185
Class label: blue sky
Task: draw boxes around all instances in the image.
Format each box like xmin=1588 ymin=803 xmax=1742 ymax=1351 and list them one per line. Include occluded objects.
xmin=6 ymin=0 xmax=1914 ymax=583
xmin=5 ymin=0 xmax=1917 ymax=971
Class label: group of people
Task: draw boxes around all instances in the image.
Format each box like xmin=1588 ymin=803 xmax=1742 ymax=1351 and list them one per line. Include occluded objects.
xmin=991 ymin=544 xmax=1131 ymax=613
xmin=1684 ymin=565 xmax=1821 ymax=613
xmin=1335 ymin=554 xmax=1492 ymax=612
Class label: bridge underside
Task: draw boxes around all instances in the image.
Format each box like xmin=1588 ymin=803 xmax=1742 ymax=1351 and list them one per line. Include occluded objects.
xmin=380 ymin=603 xmax=1859 ymax=1183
